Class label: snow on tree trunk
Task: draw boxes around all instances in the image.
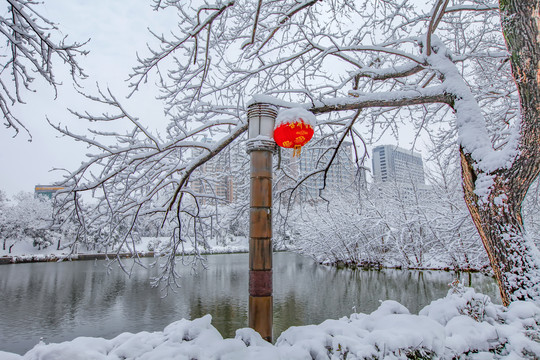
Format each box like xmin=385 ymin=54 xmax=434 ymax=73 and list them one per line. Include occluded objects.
xmin=457 ymin=0 xmax=540 ymax=305
xmin=461 ymin=150 xmax=540 ymax=305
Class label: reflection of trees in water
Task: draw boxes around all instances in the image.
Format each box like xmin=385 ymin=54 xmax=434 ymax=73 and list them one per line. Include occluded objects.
xmin=184 ymin=254 xmax=248 ymax=338
xmin=189 ymin=298 xmax=247 ymax=339
xmin=0 ymin=253 xmax=500 ymax=354
xmin=273 ymin=293 xmax=306 ymax=338
xmin=3 ymin=262 xmax=89 ymax=331
xmin=273 ymin=254 xmax=500 ymax=327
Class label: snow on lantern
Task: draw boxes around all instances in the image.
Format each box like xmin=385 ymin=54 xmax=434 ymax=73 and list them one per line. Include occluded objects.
xmin=273 ymin=108 xmax=315 ymax=157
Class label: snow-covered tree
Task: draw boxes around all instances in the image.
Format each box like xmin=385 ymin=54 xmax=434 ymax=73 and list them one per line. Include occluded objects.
xmin=423 ymin=151 xmax=487 ymax=270
xmin=0 ymin=190 xmax=8 ymax=249
xmin=54 ymin=0 xmax=540 ymax=304
xmin=0 ymin=192 xmax=57 ymax=252
xmin=523 ymin=178 xmax=540 ymax=247
xmin=0 ymin=0 xmax=87 ymax=138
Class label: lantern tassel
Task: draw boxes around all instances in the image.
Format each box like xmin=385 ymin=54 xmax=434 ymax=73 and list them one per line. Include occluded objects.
xmin=293 ymin=145 xmax=302 ymax=157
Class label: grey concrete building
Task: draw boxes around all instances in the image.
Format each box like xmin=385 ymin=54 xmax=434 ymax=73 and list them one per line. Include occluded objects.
xmin=371 ymin=145 xmax=425 ymax=185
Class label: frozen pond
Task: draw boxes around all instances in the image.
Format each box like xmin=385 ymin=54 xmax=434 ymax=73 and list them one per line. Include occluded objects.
xmin=0 ymin=252 xmax=500 ymax=354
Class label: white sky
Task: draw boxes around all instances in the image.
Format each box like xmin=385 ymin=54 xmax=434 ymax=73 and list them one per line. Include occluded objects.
xmin=0 ymin=1 xmax=423 ymax=198
xmin=0 ymin=0 xmax=178 ymax=197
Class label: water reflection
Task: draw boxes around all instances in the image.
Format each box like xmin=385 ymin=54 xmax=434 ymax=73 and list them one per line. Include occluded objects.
xmin=0 ymin=252 xmax=499 ymax=354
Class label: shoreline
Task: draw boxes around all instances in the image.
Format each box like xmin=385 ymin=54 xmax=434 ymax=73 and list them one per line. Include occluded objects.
xmin=0 ymin=248 xmax=250 ymax=265
xmin=1 ymin=250 xmax=492 ymax=274
xmin=327 ymin=260 xmax=490 ymax=274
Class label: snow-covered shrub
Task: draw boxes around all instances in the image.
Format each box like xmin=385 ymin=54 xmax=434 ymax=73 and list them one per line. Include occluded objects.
xmin=420 ymin=287 xmax=540 ymax=358
xmin=289 ymin=178 xmax=487 ymax=271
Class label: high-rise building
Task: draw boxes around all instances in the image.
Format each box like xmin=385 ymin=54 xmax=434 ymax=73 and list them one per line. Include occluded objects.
xmin=276 ymin=139 xmax=365 ymax=200
xmin=189 ymin=138 xmax=246 ymax=204
xmin=371 ymin=145 xmax=425 ymax=184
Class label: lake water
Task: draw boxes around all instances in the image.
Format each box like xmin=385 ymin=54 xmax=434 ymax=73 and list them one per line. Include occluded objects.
xmin=0 ymin=252 xmax=500 ymax=354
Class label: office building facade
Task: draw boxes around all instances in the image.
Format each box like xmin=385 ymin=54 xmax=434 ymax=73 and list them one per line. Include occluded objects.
xmin=189 ymin=139 xmax=245 ymax=204
xmin=372 ymin=145 xmax=425 ymax=185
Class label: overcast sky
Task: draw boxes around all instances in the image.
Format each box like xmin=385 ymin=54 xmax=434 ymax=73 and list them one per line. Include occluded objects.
xmin=0 ymin=1 xmax=423 ymax=198
xmin=0 ymin=0 xmax=179 ymax=197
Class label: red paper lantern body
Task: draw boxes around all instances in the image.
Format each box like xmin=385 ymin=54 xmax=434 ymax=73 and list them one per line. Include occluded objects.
xmin=273 ymin=120 xmax=314 ymax=156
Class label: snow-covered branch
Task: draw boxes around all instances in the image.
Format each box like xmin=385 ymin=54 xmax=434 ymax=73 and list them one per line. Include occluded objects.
xmin=54 ymin=0 xmax=540 ymax=302
xmin=310 ymin=86 xmax=453 ymax=113
xmin=0 ymin=0 xmax=88 ymax=138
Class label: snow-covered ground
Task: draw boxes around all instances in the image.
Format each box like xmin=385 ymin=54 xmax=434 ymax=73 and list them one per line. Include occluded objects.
xmin=2 ymin=284 xmax=538 ymax=359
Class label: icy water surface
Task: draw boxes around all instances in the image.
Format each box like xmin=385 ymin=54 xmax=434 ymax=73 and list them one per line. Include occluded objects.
xmin=0 ymin=252 xmax=499 ymax=354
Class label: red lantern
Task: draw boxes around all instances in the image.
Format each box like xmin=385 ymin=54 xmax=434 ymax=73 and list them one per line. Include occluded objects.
xmin=273 ymin=109 xmax=315 ymax=157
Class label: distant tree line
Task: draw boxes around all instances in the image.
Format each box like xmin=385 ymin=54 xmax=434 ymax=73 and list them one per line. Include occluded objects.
xmin=0 ymin=191 xmax=157 ymax=255
xmin=285 ymin=153 xmax=540 ymax=273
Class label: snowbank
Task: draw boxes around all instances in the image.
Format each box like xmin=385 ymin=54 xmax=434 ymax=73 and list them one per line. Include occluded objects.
xmin=3 ymin=285 xmax=539 ymax=359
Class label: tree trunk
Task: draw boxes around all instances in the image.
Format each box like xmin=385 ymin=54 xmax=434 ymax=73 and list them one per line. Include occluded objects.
xmin=456 ymin=0 xmax=540 ymax=304
xmin=461 ymin=150 xmax=540 ymax=305
xmin=458 ymin=0 xmax=540 ymax=306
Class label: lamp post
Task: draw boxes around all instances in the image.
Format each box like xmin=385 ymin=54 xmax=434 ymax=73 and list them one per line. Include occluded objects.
xmin=246 ymin=102 xmax=277 ymax=342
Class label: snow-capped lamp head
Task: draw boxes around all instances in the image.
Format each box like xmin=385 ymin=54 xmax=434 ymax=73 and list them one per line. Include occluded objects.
xmin=273 ymin=108 xmax=315 ymax=157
